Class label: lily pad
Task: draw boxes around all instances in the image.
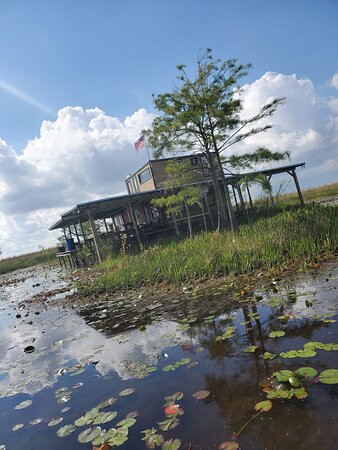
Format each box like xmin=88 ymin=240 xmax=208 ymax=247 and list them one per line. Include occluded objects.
xmin=12 ymin=424 xmax=24 ymax=431
xmin=192 ymin=390 xmax=210 ymax=400
xmin=92 ymin=411 xmax=117 ymax=425
xmin=262 ymin=352 xmax=276 ymax=360
xmin=158 ymin=417 xmax=180 ymax=431
xmin=15 ymin=399 xmax=32 ymax=410
xmin=61 ymin=407 xmax=71 ymax=413
xmin=245 ymin=345 xmax=259 ymax=353
xmin=295 ymin=367 xmax=318 ymax=378
xmin=30 ymin=418 xmax=43 ymax=425
xmin=119 ymin=388 xmax=135 ymax=396
xmin=269 ymin=331 xmax=286 ymax=338
xmin=56 ymin=424 xmax=76 ymax=437
xmin=162 ymin=438 xmax=182 ymax=450
xmin=319 ymin=369 xmax=338 ymax=384
xmin=48 ymin=417 xmax=63 ymax=427
xmin=218 ymin=443 xmax=240 ymax=450
xmin=254 ymin=400 xmax=272 ymax=412
xmin=77 ymin=427 xmax=102 ymax=443
xmin=116 ymin=418 xmax=136 ymax=428
xmin=126 ymin=411 xmax=140 ymax=419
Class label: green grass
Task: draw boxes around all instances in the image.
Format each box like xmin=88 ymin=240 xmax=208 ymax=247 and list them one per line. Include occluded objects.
xmin=80 ymin=204 xmax=338 ymax=293
xmin=0 ymin=247 xmax=57 ymax=275
xmin=278 ymin=182 xmax=338 ymax=205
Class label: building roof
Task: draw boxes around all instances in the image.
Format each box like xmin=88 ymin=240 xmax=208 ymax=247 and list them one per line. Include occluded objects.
xmin=49 ymin=161 xmax=305 ymax=231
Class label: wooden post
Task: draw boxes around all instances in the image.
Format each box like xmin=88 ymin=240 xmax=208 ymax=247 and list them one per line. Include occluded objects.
xmin=103 ymin=218 xmax=109 ymax=233
xmin=128 ymin=201 xmax=141 ymax=245
xmin=203 ymin=191 xmax=215 ymax=229
xmin=172 ymin=214 xmax=180 ymax=236
xmin=237 ymin=184 xmax=245 ymax=210
xmin=184 ymin=200 xmax=193 ymax=238
xmin=246 ymin=182 xmax=253 ymax=208
xmin=73 ymin=224 xmax=80 ymax=244
xmin=291 ymin=169 xmax=305 ymax=206
xmin=88 ymin=212 xmax=102 ymax=263
xmin=63 ymin=228 xmax=67 ymax=240
xmin=200 ymin=200 xmax=208 ymax=231
xmin=232 ymin=185 xmax=239 ymax=210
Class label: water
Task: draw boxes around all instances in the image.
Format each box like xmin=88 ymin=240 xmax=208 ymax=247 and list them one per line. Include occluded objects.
xmin=0 ymin=263 xmax=337 ymax=449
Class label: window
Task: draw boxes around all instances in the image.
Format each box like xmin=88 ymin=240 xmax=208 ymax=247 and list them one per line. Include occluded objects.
xmin=127 ymin=181 xmax=133 ymax=193
xmin=150 ymin=206 xmax=160 ymax=218
xmin=191 ymin=156 xmax=201 ymax=165
xmin=132 ymin=176 xmax=139 ymax=192
xmin=138 ymin=168 xmax=151 ymax=184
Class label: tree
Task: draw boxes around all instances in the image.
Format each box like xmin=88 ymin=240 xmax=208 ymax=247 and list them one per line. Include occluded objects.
xmin=146 ymin=49 xmax=289 ymax=232
xmin=152 ymin=160 xmax=205 ymax=238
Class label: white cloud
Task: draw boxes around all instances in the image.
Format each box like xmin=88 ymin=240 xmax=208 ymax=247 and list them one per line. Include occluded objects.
xmin=328 ymin=98 xmax=338 ymax=114
xmin=331 ymin=72 xmax=338 ymax=89
xmin=0 ymin=72 xmax=337 ymax=258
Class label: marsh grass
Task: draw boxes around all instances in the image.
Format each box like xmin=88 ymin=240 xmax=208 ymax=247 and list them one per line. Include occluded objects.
xmin=0 ymin=247 xmax=56 ymax=275
xmin=81 ymin=204 xmax=337 ymax=293
xmin=278 ymin=182 xmax=338 ymax=205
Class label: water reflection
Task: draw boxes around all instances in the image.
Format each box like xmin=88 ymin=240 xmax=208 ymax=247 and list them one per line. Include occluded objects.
xmin=0 ymin=263 xmax=337 ymax=449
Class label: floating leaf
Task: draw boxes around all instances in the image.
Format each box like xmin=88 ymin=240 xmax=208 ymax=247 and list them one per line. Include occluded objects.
xmin=48 ymin=417 xmax=63 ymax=427
xmin=273 ymin=370 xmax=294 ymax=382
xmin=292 ymin=388 xmax=308 ymax=399
xmin=12 ymin=424 xmax=24 ymax=431
xmin=254 ymin=400 xmax=272 ymax=412
xmin=245 ymin=345 xmax=259 ymax=353
xmin=157 ymin=417 xmax=179 ymax=431
xmin=262 ymin=352 xmax=276 ymax=360
xmin=295 ymin=367 xmax=318 ymax=378
xmin=57 ymin=424 xmax=76 ymax=437
xmin=164 ymin=392 xmax=183 ymax=406
xmin=96 ymin=397 xmax=117 ymax=409
xmin=142 ymin=428 xmax=164 ymax=449
xmin=116 ymin=418 xmax=136 ymax=428
xmin=77 ymin=427 xmax=102 ymax=443
xmin=126 ymin=411 xmax=140 ymax=419
xmin=187 ymin=361 xmax=199 ymax=369
xmin=269 ymin=331 xmax=285 ymax=338
xmin=319 ymin=369 xmax=338 ymax=384
xmin=119 ymin=388 xmax=135 ymax=396
xmin=218 ymin=443 xmax=240 ymax=450
xmin=164 ymin=404 xmax=180 ymax=416
xmin=30 ymin=418 xmax=43 ymax=425
xmin=162 ymin=438 xmax=182 ymax=450
xmin=61 ymin=407 xmax=71 ymax=413
xmin=15 ymin=399 xmax=32 ymax=410
xmin=93 ymin=411 xmax=117 ymax=425
xmin=192 ymin=390 xmax=210 ymax=400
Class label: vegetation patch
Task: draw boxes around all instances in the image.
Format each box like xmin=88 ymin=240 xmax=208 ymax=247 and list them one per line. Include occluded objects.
xmin=79 ymin=205 xmax=337 ymax=293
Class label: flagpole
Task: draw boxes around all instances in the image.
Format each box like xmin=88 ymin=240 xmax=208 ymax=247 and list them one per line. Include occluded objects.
xmin=144 ymin=135 xmax=151 ymax=161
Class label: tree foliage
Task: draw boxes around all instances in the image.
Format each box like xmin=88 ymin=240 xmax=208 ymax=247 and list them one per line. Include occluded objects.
xmin=152 ymin=160 xmax=204 ymax=237
xmin=146 ymin=49 xmax=289 ymax=231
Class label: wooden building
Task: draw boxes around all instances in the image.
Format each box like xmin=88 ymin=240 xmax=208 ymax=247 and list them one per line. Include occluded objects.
xmin=49 ymin=154 xmax=305 ymax=266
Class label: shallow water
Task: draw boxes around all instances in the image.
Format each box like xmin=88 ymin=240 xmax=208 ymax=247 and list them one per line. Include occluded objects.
xmin=0 ymin=263 xmax=337 ymax=449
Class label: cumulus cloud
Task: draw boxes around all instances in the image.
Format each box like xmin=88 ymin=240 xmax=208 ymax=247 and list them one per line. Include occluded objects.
xmin=0 ymin=72 xmax=337 ymax=258
xmin=331 ymin=72 xmax=338 ymax=89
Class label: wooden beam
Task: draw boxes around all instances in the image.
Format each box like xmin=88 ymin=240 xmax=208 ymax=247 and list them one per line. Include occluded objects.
xmin=128 ymin=201 xmax=141 ymax=245
xmin=172 ymin=214 xmax=180 ymax=236
xmin=246 ymin=182 xmax=253 ymax=208
xmin=73 ymin=224 xmax=80 ymax=244
xmin=232 ymin=185 xmax=239 ymax=210
xmin=103 ymin=218 xmax=109 ymax=233
xmin=88 ymin=212 xmax=102 ymax=263
xmin=203 ymin=191 xmax=215 ymax=229
xmin=237 ymin=184 xmax=245 ymax=210
xmin=290 ymin=169 xmax=305 ymax=206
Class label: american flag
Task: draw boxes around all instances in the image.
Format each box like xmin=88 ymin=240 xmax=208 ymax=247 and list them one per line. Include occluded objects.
xmin=134 ymin=135 xmax=146 ymax=151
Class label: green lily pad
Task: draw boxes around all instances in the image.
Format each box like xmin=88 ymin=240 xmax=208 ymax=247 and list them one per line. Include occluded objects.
xmin=162 ymin=438 xmax=182 ymax=450
xmin=119 ymin=388 xmax=135 ymax=396
xmin=245 ymin=345 xmax=259 ymax=353
xmin=295 ymin=367 xmax=318 ymax=378
xmin=319 ymin=369 xmax=338 ymax=384
xmin=292 ymin=388 xmax=308 ymax=399
xmin=91 ymin=430 xmax=107 ymax=446
xmin=263 ymin=352 xmax=276 ymax=360
xmin=77 ymin=427 xmax=101 ymax=443
xmin=56 ymin=424 xmax=76 ymax=437
xmin=158 ymin=417 xmax=180 ymax=431
xmin=96 ymin=397 xmax=117 ymax=409
xmin=92 ymin=411 xmax=117 ymax=425
xmin=254 ymin=400 xmax=272 ymax=412
xmin=273 ymin=370 xmax=294 ymax=382
xmin=269 ymin=331 xmax=286 ymax=338
xmin=116 ymin=418 xmax=136 ymax=428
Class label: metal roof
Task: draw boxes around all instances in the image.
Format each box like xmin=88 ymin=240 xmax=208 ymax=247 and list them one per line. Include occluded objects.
xmin=49 ymin=161 xmax=305 ymax=231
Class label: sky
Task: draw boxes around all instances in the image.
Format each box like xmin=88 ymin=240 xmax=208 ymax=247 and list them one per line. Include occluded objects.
xmin=0 ymin=0 xmax=337 ymax=257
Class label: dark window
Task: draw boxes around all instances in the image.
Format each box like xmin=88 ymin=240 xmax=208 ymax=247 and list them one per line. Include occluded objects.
xmin=138 ymin=168 xmax=151 ymax=184
xmin=191 ymin=156 xmax=201 ymax=165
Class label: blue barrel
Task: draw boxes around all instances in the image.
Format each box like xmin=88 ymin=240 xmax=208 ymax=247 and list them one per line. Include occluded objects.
xmin=65 ymin=238 xmax=76 ymax=251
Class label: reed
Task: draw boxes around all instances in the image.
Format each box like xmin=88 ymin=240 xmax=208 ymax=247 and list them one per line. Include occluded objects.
xmin=80 ymin=204 xmax=337 ymax=293
xmin=0 ymin=247 xmax=56 ymax=275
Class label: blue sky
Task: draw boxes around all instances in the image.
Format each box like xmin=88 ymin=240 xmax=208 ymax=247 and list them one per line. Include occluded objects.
xmin=0 ymin=0 xmax=337 ymax=150
xmin=0 ymin=0 xmax=337 ymax=257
